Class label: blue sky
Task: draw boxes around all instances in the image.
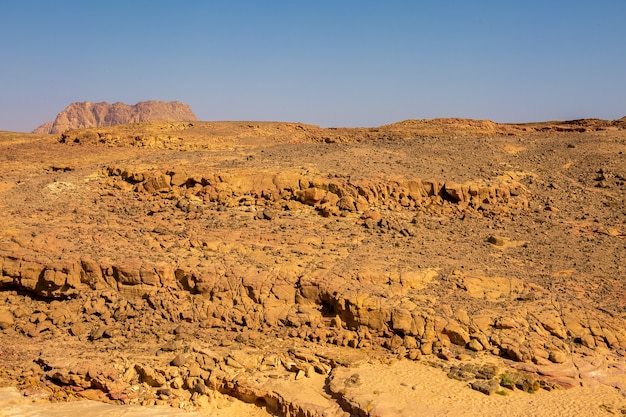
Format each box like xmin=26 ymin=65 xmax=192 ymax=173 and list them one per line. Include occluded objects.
xmin=1 ymin=1 xmax=625 ymax=131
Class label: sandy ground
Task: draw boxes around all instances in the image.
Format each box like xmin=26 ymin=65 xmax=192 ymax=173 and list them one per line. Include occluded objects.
xmin=0 ymin=387 xmax=272 ymax=417
xmin=2 ymin=358 xmax=624 ymax=417
xmin=330 ymin=360 xmax=626 ymax=417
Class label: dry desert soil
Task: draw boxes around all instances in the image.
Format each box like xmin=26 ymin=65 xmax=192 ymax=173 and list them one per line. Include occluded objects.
xmin=0 ymin=118 xmax=625 ymax=416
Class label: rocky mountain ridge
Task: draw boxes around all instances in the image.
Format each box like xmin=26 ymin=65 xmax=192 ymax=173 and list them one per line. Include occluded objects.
xmin=33 ymin=101 xmax=197 ymax=134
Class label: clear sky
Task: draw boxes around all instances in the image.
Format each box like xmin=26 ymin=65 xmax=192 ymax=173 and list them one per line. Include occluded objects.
xmin=1 ymin=0 xmax=625 ymax=132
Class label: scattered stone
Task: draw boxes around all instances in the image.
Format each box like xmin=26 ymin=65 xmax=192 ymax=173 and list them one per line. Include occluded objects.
xmin=467 ymin=339 xmax=483 ymax=352
xmin=447 ymin=366 xmax=474 ymax=382
xmin=548 ymin=349 xmax=568 ymax=364
xmin=0 ymin=309 xmax=15 ymax=330
xmin=194 ymin=381 xmax=209 ymax=394
xmin=171 ymin=353 xmax=187 ymax=367
xmin=135 ymin=364 xmax=166 ymax=387
xmin=476 ymin=364 xmax=498 ymax=380
xmin=89 ymin=325 xmax=108 ymax=341
xmin=442 ymin=322 xmax=470 ymax=346
xmin=262 ymin=209 xmax=277 ymax=220
xmin=361 ymin=209 xmax=382 ymax=222
xmin=161 ymin=340 xmax=178 ymax=352
xmin=487 ymin=235 xmax=506 ymax=246
xmin=69 ymin=322 xmax=88 ymax=337
xmin=470 ymin=379 xmax=501 ymax=395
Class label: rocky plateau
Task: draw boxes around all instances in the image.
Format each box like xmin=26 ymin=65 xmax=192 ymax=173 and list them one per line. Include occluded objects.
xmin=32 ymin=100 xmax=197 ymax=134
xmin=0 ymin=117 xmax=625 ymax=416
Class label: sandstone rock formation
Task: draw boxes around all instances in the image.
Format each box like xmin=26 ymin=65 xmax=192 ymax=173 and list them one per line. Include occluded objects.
xmin=33 ymin=100 xmax=197 ymax=134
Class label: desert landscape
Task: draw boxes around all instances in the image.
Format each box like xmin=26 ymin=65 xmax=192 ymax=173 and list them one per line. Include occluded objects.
xmin=0 ymin=103 xmax=625 ymax=416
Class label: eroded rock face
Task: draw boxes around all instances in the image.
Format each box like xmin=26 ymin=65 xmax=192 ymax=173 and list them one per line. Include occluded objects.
xmin=33 ymin=101 xmax=197 ymax=134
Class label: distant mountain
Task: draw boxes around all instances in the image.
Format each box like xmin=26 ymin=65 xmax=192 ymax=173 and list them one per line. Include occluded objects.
xmin=33 ymin=100 xmax=197 ymax=134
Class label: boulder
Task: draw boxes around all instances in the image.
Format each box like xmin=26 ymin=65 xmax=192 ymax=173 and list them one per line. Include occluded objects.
xmin=135 ymin=364 xmax=166 ymax=387
xmin=19 ymin=261 xmax=44 ymax=290
xmin=442 ymin=322 xmax=470 ymax=346
xmin=298 ymin=187 xmax=326 ymax=205
xmin=470 ymin=379 xmax=501 ymax=395
xmin=548 ymin=349 xmax=568 ymax=364
xmin=169 ymin=171 xmax=188 ymax=187
xmin=171 ymin=353 xmax=187 ymax=367
xmin=391 ymin=308 xmax=414 ymax=334
xmin=533 ymin=310 xmax=567 ymax=339
xmin=142 ymin=172 xmax=171 ymax=193
xmin=0 ymin=309 xmax=14 ymax=330
xmin=443 ymin=182 xmax=465 ymax=202
xmin=337 ymin=196 xmax=356 ymax=211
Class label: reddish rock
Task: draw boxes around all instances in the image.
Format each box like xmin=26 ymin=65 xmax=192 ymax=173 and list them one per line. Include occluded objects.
xmin=34 ymin=100 xmax=196 ymax=134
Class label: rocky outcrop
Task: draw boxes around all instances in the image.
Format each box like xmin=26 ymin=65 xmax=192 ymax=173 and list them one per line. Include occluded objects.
xmin=33 ymin=101 xmax=197 ymax=134
xmin=104 ymin=166 xmax=530 ymax=218
xmin=3 ymin=245 xmax=625 ymax=370
xmin=2 ymin=249 xmax=624 ymax=414
xmin=32 ymin=121 xmax=53 ymax=134
xmin=4 ymin=164 xmax=625 ymax=373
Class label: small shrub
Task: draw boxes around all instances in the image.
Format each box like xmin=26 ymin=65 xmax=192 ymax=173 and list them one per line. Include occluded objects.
xmin=499 ymin=373 xmax=516 ymax=390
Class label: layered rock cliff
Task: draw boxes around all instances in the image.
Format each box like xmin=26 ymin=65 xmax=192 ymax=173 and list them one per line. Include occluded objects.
xmin=33 ymin=100 xmax=197 ymax=134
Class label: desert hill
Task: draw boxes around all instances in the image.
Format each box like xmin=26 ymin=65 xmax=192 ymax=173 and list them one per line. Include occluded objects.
xmin=52 ymin=115 xmax=626 ymax=150
xmin=381 ymin=116 xmax=626 ymax=135
xmin=32 ymin=100 xmax=197 ymax=134
xmin=0 ymin=118 xmax=625 ymax=416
